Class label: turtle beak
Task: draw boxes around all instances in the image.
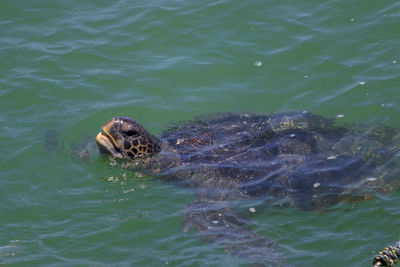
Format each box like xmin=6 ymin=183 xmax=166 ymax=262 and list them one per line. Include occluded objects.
xmin=96 ymin=120 xmax=124 ymax=158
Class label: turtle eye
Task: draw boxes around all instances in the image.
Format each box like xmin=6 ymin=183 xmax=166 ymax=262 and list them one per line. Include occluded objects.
xmin=123 ymin=130 xmax=139 ymax=137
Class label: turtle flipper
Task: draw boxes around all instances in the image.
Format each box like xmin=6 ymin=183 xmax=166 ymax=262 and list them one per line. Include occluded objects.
xmin=182 ymin=200 xmax=287 ymax=266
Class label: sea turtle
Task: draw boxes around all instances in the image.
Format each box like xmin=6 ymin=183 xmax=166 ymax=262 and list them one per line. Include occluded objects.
xmin=95 ymin=111 xmax=400 ymax=266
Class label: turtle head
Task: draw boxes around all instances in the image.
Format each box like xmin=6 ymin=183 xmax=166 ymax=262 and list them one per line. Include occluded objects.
xmin=96 ymin=117 xmax=161 ymax=159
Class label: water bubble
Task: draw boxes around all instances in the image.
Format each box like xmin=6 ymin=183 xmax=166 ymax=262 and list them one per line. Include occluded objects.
xmin=327 ymin=156 xmax=336 ymax=160
xmin=212 ymin=220 xmax=219 ymax=224
xmin=254 ymin=61 xmax=262 ymax=67
xmin=313 ymin=183 xmax=320 ymax=188
xmin=107 ymin=176 xmax=119 ymax=182
xmin=358 ymin=81 xmax=366 ymax=85
xmin=249 ymin=207 xmax=256 ymax=213
xmin=290 ymin=134 xmax=296 ymax=138
xmin=393 ymin=60 xmax=397 ymax=64
xmin=336 ymin=114 xmax=344 ymax=118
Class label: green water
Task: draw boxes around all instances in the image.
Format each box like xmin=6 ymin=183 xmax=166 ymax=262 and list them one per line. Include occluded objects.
xmin=1 ymin=0 xmax=399 ymax=266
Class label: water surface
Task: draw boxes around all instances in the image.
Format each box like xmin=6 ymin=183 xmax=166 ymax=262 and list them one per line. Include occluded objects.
xmin=1 ymin=0 xmax=400 ymax=266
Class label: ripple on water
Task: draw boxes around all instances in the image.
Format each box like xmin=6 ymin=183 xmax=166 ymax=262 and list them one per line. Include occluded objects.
xmin=1 ymin=0 xmax=400 ymax=266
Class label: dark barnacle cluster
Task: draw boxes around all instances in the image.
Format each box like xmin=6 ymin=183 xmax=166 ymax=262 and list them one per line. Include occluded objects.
xmin=373 ymin=241 xmax=400 ymax=266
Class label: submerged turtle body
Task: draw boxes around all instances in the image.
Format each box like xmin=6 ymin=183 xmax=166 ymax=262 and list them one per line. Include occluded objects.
xmin=97 ymin=111 xmax=399 ymax=209
xmin=96 ymin=111 xmax=400 ymax=265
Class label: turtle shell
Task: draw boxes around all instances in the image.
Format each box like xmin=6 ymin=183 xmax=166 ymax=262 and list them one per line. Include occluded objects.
xmin=152 ymin=111 xmax=400 ymax=209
